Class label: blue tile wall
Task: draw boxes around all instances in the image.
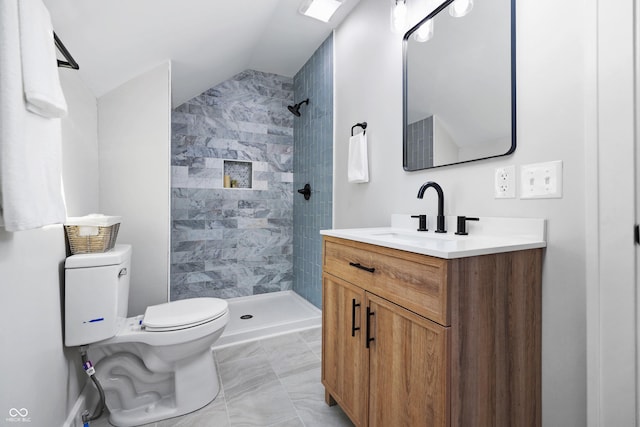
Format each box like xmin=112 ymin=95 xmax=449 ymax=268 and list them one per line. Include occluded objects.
xmin=170 ymin=70 xmax=294 ymax=300
xmin=406 ymin=116 xmax=434 ymax=169
xmin=292 ymin=34 xmax=334 ymax=308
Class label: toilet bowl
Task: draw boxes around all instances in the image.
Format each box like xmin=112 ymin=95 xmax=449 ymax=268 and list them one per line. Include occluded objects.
xmin=64 ymin=245 xmax=229 ymax=427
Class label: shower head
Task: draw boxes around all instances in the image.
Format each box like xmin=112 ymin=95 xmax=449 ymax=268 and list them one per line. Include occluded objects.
xmin=287 ymin=104 xmax=301 ymax=117
xmin=287 ymin=98 xmax=309 ymax=117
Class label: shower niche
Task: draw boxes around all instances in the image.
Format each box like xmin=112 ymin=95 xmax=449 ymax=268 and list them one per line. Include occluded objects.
xmin=223 ymin=160 xmax=253 ymax=189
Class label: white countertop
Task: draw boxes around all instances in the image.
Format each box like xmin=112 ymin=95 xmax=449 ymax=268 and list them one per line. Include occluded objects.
xmin=320 ymin=215 xmax=546 ymax=259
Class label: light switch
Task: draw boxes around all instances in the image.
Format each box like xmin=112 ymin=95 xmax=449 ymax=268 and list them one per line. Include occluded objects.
xmin=520 ymin=160 xmax=563 ymax=199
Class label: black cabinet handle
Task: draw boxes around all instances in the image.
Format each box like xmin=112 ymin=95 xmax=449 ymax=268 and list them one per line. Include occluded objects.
xmin=366 ymin=306 xmax=375 ymax=348
xmin=349 ymin=262 xmax=375 ymax=273
xmin=351 ymin=299 xmax=361 ymax=337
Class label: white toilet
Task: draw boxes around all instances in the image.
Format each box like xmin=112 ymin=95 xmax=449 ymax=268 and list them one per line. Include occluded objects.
xmin=64 ymin=244 xmax=229 ymax=427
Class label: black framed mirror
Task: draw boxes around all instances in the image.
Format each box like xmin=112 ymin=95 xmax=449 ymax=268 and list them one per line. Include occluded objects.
xmin=402 ymin=0 xmax=516 ymax=171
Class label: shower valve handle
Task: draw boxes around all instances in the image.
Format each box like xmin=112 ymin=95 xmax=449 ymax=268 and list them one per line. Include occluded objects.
xmin=297 ymin=184 xmax=311 ymax=200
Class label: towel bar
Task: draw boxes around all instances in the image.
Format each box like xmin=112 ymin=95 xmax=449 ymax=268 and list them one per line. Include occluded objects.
xmin=351 ymin=122 xmax=367 ymax=136
xmin=54 ymin=32 xmax=79 ymax=70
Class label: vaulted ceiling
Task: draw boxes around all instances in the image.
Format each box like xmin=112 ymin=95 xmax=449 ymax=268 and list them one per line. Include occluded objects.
xmin=44 ymin=0 xmax=359 ymax=106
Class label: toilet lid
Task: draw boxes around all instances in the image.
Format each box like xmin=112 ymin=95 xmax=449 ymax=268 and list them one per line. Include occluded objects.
xmin=142 ymin=298 xmax=228 ymax=332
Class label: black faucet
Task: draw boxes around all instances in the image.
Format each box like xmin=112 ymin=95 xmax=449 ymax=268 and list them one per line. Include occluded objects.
xmin=417 ymin=181 xmax=446 ymax=233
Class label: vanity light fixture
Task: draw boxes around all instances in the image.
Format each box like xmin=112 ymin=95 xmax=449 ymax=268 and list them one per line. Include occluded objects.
xmin=390 ymin=0 xmax=408 ymax=34
xmin=449 ymin=0 xmax=474 ymax=17
xmin=299 ymin=0 xmax=343 ymax=22
xmin=413 ymin=18 xmax=434 ymax=42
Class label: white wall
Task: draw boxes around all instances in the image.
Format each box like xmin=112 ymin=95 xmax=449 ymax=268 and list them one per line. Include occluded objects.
xmin=60 ymin=72 xmax=100 ymax=216
xmin=98 ymin=62 xmax=171 ymax=316
xmin=334 ymin=0 xmax=587 ymax=425
xmin=0 ymin=72 xmax=99 ymax=427
xmin=0 ymin=226 xmax=69 ymax=426
xmin=432 ymin=115 xmax=457 ymax=165
xmin=586 ymin=0 xmax=637 ymax=424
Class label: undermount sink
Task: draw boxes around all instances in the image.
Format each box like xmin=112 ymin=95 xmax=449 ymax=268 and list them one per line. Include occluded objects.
xmin=320 ymin=215 xmax=547 ymax=259
xmin=369 ymin=231 xmax=455 ymax=242
xmin=365 ymin=231 xmax=458 ymax=250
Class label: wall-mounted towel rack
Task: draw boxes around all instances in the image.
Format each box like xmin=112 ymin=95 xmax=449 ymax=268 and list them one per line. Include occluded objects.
xmin=54 ymin=32 xmax=79 ymax=70
xmin=351 ymin=122 xmax=367 ymax=136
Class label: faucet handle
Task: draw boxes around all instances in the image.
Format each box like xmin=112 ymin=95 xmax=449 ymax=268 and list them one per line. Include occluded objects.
xmin=455 ymin=216 xmax=479 ymax=235
xmin=411 ymin=214 xmax=428 ymax=232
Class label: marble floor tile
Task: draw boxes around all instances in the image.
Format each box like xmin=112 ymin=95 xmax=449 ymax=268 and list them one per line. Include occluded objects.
xmin=87 ymin=411 xmax=158 ymax=427
xmin=297 ymin=327 xmax=321 ymax=343
xmin=306 ymin=340 xmax=322 ymax=359
xmin=266 ymin=417 xmax=305 ymax=427
xmin=215 ymin=339 xmax=265 ymax=364
xmin=298 ymin=327 xmax=322 ymax=359
xmin=219 ymin=354 xmax=278 ymax=400
xmin=260 ymin=333 xmax=320 ymax=379
xmin=156 ymin=396 xmax=229 ymax=427
xmin=280 ymin=367 xmax=353 ymax=427
xmin=225 ymin=378 xmax=298 ymax=426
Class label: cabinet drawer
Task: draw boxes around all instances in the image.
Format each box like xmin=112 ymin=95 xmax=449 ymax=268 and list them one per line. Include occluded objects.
xmin=323 ymin=236 xmax=450 ymax=326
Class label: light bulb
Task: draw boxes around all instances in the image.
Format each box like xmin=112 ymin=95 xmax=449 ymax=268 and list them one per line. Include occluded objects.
xmin=449 ymin=0 xmax=473 ymax=17
xmin=413 ymin=19 xmax=433 ymax=42
xmin=391 ymin=0 xmax=408 ymax=34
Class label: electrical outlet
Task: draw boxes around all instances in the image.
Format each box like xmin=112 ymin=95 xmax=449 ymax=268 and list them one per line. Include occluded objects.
xmin=494 ymin=165 xmax=516 ymax=198
xmin=520 ymin=160 xmax=563 ymax=199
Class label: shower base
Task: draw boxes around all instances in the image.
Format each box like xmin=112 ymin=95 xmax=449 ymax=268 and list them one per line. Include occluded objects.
xmin=213 ymin=290 xmax=321 ymax=349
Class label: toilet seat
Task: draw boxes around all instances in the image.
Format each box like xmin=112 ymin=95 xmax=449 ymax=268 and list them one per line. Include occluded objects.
xmin=143 ymin=298 xmax=228 ymax=332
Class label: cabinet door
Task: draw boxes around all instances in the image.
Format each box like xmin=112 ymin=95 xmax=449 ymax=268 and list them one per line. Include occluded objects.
xmin=322 ymin=274 xmax=369 ymax=426
xmin=367 ymin=293 xmax=450 ymax=427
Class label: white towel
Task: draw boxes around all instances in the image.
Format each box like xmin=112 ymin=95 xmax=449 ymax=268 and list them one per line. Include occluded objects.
xmin=0 ymin=0 xmax=67 ymax=231
xmin=18 ymin=0 xmax=68 ymax=118
xmin=348 ymin=132 xmax=369 ymax=183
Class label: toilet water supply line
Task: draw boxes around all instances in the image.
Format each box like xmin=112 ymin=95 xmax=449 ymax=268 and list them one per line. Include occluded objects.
xmin=80 ymin=346 xmax=106 ymax=427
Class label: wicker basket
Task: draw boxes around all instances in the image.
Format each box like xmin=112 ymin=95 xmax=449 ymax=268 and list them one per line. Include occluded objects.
xmin=65 ymin=223 xmax=120 ymax=254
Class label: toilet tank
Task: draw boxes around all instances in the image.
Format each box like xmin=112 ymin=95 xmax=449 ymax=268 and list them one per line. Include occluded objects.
xmin=64 ymin=244 xmax=132 ymax=346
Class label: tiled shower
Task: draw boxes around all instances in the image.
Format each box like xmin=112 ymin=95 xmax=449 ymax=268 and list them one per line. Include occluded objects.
xmin=170 ymin=35 xmax=333 ymax=308
xmin=292 ymin=35 xmax=333 ymax=308
xmin=406 ymin=115 xmax=434 ymax=169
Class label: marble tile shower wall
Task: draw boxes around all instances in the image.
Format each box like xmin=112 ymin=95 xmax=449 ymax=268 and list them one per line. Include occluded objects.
xmin=171 ymin=70 xmax=294 ymax=300
xmin=292 ymin=34 xmax=333 ymax=308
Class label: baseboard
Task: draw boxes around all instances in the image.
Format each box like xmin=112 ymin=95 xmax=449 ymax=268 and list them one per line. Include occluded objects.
xmin=61 ymin=379 xmax=98 ymax=427
xmin=61 ymin=393 xmax=86 ymax=427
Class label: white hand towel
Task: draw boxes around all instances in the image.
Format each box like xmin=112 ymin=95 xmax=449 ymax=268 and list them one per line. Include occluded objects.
xmin=348 ymin=132 xmax=369 ymax=183
xmin=18 ymin=0 xmax=68 ymax=118
xmin=0 ymin=0 xmax=67 ymax=231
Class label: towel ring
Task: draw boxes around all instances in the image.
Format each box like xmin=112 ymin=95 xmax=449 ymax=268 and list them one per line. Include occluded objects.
xmin=351 ymin=122 xmax=367 ymax=136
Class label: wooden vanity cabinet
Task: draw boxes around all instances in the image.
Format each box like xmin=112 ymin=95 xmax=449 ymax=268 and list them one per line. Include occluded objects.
xmin=322 ymin=275 xmax=369 ymax=425
xmin=321 ymin=235 xmax=542 ymax=427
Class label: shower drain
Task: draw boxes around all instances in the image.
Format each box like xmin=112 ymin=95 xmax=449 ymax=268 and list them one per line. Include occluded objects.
xmin=240 ymin=314 xmax=253 ymax=320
